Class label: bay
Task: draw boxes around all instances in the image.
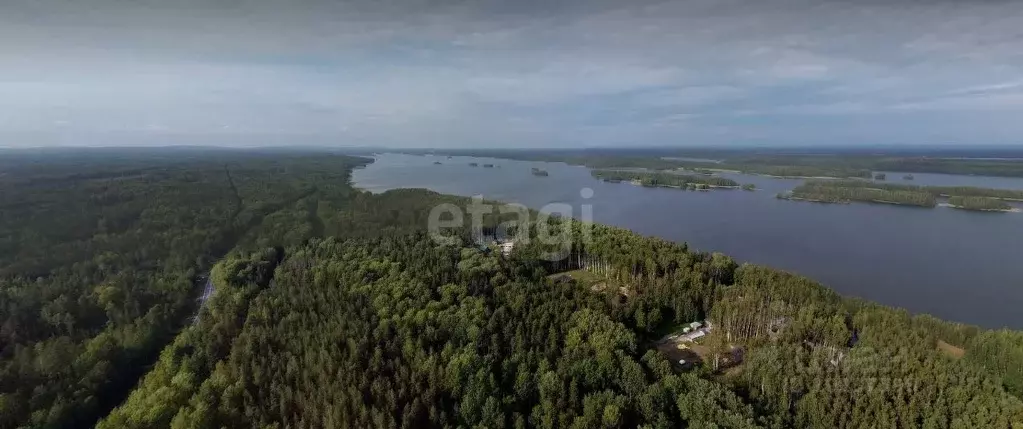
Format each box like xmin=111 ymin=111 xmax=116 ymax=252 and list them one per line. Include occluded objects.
xmin=353 ymin=153 xmax=1023 ymax=329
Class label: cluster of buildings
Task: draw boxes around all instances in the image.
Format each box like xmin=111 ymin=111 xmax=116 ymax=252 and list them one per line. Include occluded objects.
xmin=474 ymin=236 xmax=516 ymax=256
xmin=679 ymin=320 xmax=712 ymax=342
xmin=661 ymin=320 xmax=713 ymax=345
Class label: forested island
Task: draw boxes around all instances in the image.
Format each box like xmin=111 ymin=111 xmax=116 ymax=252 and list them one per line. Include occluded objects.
xmin=780 ymin=179 xmax=1023 ymax=210
xmin=531 ymin=167 xmax=549 ymax=177
xmin=947 ymin=196 xmax=1015 ymax=212
xmin=3 ymin=148 xmax=1023 ymax=428
xmin=926 ymin=185 xmax=1023 ymax=200
xmin=591 ymin=169 xmax=739 ymax=190
xmin=779 ymin=180 xmax=937 ymax=207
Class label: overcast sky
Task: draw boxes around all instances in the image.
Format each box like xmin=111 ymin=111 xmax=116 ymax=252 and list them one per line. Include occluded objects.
xmin=2 ymin=0 xmax=1022 ymax=148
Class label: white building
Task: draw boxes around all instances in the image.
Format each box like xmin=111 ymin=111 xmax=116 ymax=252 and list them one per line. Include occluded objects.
xmin=681 ymin=330 xmax=707 ymax=342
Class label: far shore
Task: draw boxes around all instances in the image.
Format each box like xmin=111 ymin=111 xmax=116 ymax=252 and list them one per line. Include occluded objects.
xmin=776 ymin=195 xmax=851 ymax=205
xmin=779 ymin=194 xmax=933 ymax=208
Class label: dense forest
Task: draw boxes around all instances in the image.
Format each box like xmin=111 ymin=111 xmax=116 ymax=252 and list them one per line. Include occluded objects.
xmin=0 ymin=149 xmax=373 ymax=428
xmin=4 ymin=149 xmax=1023 ymax=428
xmin=100 ymin=216 xmax=1023 ymax=428
xmin=591 ymin=169 xmax=738 ymax=189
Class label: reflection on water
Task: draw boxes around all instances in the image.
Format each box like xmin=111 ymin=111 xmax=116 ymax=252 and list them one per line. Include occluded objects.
xmin=353 ymin=153 xmax=1023 ymax=329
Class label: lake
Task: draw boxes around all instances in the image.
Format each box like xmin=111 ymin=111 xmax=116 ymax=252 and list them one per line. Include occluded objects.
xmin=353 ymin=153 xmax=1023 ymax=329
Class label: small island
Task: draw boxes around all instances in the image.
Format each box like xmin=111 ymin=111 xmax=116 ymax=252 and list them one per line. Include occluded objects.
xmin=531 ymin=167 xmax=549 ymax=177
xmin=742 ymin=183 xmax=756 ymax=191
xmin=591 ymin=169 xmax=738 ymax=190
xmin=945 ymin=196 xmax=1015 ymax=212
xmin=779 ymin=180 xmax=936 ymax=207
xmin=903 ymin=174 xmax=915 ymax=180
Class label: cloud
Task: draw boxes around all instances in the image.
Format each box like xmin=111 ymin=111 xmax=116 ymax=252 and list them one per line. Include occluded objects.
xmin=945 ymin=80 xmax=1023 ymax=97
xmin=1 ymin=0 xmax=1022 ymax=147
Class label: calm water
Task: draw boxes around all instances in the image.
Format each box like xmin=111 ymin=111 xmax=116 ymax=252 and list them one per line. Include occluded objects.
xmin=353 ymin=153 xmax=1023 ymax=329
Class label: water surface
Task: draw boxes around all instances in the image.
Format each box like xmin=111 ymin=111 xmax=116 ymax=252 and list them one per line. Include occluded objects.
xmin=353 ymin=153 xmax=1023 ymax=329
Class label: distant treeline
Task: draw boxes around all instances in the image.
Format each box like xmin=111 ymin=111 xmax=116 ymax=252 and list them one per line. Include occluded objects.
xmin=668 ymin=152 xmax=1023 ymax=178
xmin=403 ymin=149 xmax=1023 ymax=178
xmin=591 ymin=169 xmax=738 ymax=189
xmin=668 ymin=161 xmax=872 ymax=179
xmin=873 ymin=158 xmax=1023 ymax=177
xmin=410 ymin=150 xmax=875 ymax=178
xmin=541 ymin=156 xmax=686 ymax=170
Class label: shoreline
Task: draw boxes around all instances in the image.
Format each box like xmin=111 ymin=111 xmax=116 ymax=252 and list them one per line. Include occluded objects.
xmin=352 ymin=156 xmax=1023 ymax=329
xmin=939 ymin=203 xmax=1021 ymax=213
xmin=776 ymin=195 xmax=851 ymax=204
xmin=351 ymin=183 xmax=1018 ymax=330
xmin=937 ymin=193 xmax=1023 ymax=202
xmin=779 ymin=194 xmax=933 ymax=208
xmin=782 ymin=195 xmax=1020 ymax=211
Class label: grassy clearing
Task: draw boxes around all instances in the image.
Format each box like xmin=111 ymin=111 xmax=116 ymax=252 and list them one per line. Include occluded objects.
xmin=937 ymin=340 xmax=966 ymax=359
xmin=549 ymin=269 xmax=610 ymax=291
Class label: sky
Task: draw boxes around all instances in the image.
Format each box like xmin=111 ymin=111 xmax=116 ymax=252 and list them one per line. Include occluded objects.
xmin=1 ymin=0 xmax=1023 ymax=148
